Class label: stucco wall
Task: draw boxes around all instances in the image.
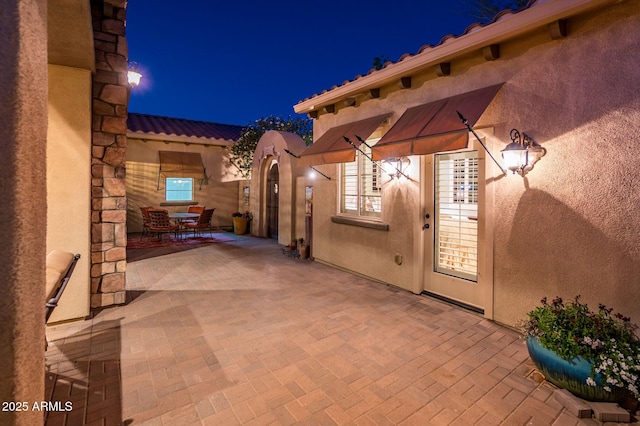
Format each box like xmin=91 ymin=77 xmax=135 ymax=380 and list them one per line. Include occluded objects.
xmin=46 ymin=64 xmax=92 ymax=322
xmin=311 ymin=160 xmax=421 ymax=291
xmin=490 ymin=3 xmax=640 ymax=325
xmin=0 ymin=0 xmax=48 ymax=422
xmin=126 ymin=139 xmax=240 ymax=231
xmin=308 ymin=1 xmax=640 ymax=326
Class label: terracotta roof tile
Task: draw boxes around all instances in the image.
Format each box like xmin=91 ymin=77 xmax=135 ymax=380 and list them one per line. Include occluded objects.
xmin=297 ymin=0 xmax=535 ymax=104
xmin=127 ymin=113 xmax=244 ymax=141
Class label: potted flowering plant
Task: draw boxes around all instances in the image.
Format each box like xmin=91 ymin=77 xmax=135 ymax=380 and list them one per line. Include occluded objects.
xmin=231 ymin=211 xmax=247 ymax=234
xmin=519 ymin=295 xmax=640 ymax=403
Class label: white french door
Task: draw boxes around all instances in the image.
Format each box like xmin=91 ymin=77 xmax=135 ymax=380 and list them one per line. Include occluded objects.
xmin=422 ymin=149 xmax=488 ymax=313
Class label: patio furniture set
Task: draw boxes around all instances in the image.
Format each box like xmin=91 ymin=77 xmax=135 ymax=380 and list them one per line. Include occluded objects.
xmin=140 ymin=205 xmax=215 ymax=240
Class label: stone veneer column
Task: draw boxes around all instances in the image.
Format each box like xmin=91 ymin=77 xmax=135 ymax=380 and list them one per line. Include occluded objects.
xmin=90 ymin=0 xmax=128 ymax=308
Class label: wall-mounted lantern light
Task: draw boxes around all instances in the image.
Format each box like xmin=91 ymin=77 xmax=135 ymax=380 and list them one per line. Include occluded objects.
xmin=383 ymin=156 xmax=411 ymax=179
xmin=501 ymin=129 xmax=546 ymax=175
xmin=127 ymin=61 xmax=142 ymax=87
xmin=457 ymin=111 xmax=546 ymax=177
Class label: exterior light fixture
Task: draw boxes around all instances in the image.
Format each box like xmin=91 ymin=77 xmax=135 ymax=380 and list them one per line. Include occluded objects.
xmin=283 ymin=149 xmax=331 ymax=180
xmin=501 ymin=129 xmax=546 ymax=175
xmin=127 ymin=61 xmax=142 ymax=87
xmin=383 ymin=156 xmax=411 ymax=179
xmin=457 ymin=111 xmax=547 ymax=177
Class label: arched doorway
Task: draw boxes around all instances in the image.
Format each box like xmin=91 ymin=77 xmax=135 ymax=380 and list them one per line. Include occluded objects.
xmin=266 ymin=162 xmax=279 ymax=238
xmin=250 ymin=130 xmax=308 ymax=243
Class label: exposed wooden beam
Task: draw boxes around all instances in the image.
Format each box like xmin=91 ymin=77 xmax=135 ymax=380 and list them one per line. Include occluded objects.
xmin=369 ymin=88 xmax=380 ymax=99
xmin=399 ymin=76 xmax=412 ymax=89
xmin=483 ymin=44 xmax=500 ymax=61
xmin=435 ymin=62 xmax=451 ymax=76
xmin=549 ymin=19 xmax=568 ymax=39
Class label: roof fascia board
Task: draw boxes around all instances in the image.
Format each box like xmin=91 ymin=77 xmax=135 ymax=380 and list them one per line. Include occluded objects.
xmin=127 ymin=131 xmax=234 ymax=147
xmin=294 ymin=0 xmax=620 ymax=114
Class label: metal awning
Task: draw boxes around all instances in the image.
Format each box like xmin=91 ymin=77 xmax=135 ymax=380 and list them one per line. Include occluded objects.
xmin=158 ymin=151 xmax=205 ymax=179
xmin=298 ymin=113 xmax=391 ymax=166
xmin=371 ymin=84 xmax=503 ymax=161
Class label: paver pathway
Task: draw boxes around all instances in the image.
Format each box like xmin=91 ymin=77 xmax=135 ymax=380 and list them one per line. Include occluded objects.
xmin=44 ymin=234 xmax=637 ymax=425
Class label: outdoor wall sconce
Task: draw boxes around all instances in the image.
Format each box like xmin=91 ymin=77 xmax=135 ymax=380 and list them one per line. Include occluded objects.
xmin=457 ymin=111 xmax=546 ymax=177
xmin=383 ymin=156 xmax=411 ymax=179
xmin=501 ymin=129 xmax=546 ymax=175
xmin=127 ymin=61 xmax=142 ymax=87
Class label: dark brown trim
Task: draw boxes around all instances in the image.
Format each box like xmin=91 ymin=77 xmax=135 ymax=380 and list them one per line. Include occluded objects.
xmin=435 ymin=62 xmax=451 ymax=76
xmin=399 ymin=76 xmax=412 ymax=89
xmin=343 ymin=97 xmax=356 ymax=107
xmin=483 ymin=44 xmax=500 ymax=61
xmin=549 ymin=19 xmax=568 ymax=39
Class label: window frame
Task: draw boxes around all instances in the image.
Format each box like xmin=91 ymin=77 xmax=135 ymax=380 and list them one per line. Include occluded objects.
xmin=164 ymin=177 xmax=194 ymax=202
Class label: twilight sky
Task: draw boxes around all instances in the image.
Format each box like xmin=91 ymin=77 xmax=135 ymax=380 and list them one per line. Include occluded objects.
xmin=126 ymin=1 xmax=478 ymax=127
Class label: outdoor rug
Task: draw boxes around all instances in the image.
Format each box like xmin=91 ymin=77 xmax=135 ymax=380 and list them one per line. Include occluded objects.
xmin=126 ymin=233 xmax=235 ymax=250
xmin=126 ymin=233 xmax=237 ymax=262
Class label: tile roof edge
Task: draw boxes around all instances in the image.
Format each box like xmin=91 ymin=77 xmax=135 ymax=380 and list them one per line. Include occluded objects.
xmin=126 ymin=131 xmax=236 ymax=146
xmin=127 ymin=112 xmax=244 ymax=129
xmin=294 ymin=0 xmax=614 ymax=114
xmin=295 ymin=2 xmax=536 ymax=109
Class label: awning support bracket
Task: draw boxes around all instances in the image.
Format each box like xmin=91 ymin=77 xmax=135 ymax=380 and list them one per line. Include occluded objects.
xmin=283 ymin=149 xmax=331 ymax=180
xmin=344 ymin=136 xmax=412 ymax=181
xmin=457 ymin=111 xmax=507 ymax=175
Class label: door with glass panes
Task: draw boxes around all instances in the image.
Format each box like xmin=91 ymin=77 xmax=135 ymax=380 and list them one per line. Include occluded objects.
xmin=423 ymin=150 xmax=485 ymax=312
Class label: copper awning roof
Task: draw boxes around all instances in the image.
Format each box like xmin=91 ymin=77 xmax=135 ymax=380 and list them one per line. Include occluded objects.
xmin=159 ymin=151 xmax=205 ymax=179
xmin=298 ymin=113 xmax=390 ymax=166
xmin=371 ymin=84 xmax=503 ymax=161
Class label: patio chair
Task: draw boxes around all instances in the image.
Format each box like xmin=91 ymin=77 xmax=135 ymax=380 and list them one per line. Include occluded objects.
xmin=184 ymin=208 xmax=215 ymax=237
xmin=185 ymin=205 xmax=205 ymax=224
xmin=148 ymin=209 xmax=179 ymax=240
xmin=140 ymin=206 xmax=152 ymax=239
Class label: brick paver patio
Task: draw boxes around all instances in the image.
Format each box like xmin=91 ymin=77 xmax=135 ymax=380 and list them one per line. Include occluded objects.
xmin=44 ymin=234 xmax=638 ymax=425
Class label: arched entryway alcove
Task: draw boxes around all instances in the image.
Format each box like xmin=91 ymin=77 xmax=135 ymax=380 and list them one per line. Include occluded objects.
xmin=250 ymin=131 xmax=307 ymax=245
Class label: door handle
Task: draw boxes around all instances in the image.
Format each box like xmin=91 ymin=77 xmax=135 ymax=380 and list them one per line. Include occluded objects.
xmin=423 ymin=212 xmax=430 ymax=229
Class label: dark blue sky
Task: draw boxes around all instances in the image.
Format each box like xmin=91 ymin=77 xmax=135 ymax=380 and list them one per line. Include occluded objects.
xmin=127 ymin=1 xmax=477 ymax=126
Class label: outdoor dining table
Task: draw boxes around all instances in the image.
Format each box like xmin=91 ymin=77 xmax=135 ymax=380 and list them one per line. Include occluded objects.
xmin=168 ymin=212 xmax=201 ymax=238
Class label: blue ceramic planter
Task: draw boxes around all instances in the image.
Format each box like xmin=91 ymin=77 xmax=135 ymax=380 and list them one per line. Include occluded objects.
xmin=526 ymin=337 xmax=626 ymax=402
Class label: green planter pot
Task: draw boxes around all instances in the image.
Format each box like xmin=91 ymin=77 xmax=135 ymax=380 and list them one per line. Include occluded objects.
xmin=526 ymin=337 xmax=626 ymax=402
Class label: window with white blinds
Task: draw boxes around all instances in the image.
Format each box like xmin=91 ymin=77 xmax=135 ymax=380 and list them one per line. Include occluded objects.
xmin=434 ymin=151 xmax=478 ymax=281
xmin=340 ymin=139 xmax=382 ymax=218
